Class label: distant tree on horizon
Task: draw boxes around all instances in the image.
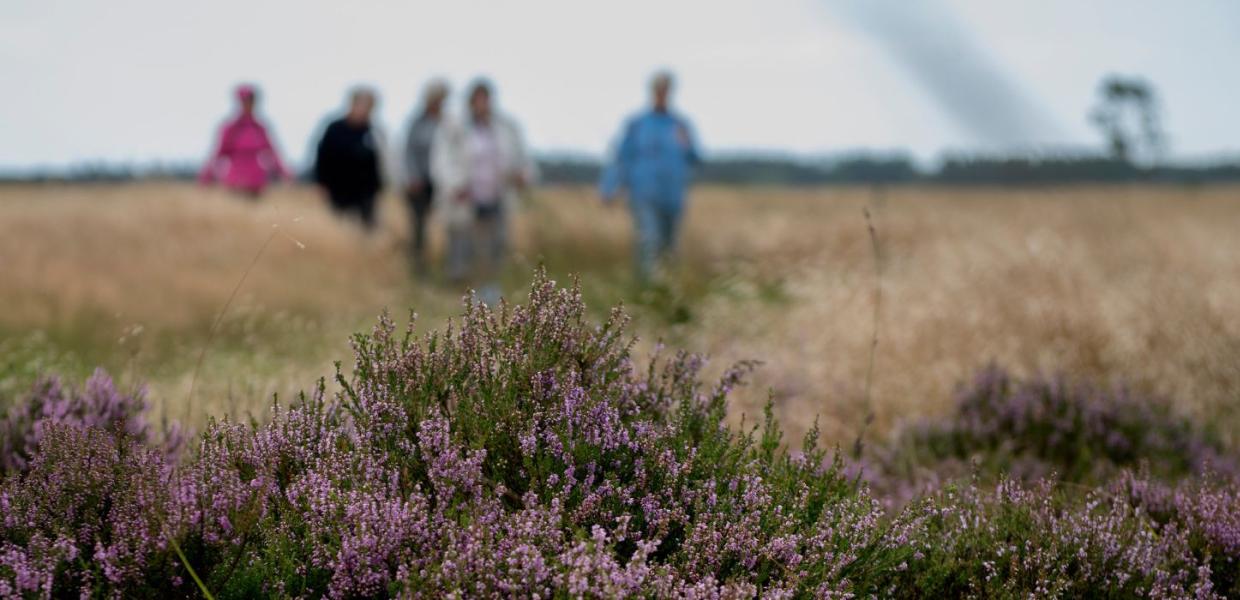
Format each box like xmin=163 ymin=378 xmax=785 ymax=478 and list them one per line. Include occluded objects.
xmin=1090 ymin=75 xmax=1165 ymax=165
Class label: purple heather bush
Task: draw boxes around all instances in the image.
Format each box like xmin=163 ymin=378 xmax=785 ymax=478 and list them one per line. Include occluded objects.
xmin=0 ymin=271 xmax=1237 ymax=598
xmin=867 ymin=364 xmax=1236 ymax=500
xmin=0 ymin=368 xmax=182 ymax=473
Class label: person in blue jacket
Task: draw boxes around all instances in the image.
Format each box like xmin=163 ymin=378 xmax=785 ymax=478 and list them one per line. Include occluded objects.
xmin=600 ymin=70 xmax=701 ymax=282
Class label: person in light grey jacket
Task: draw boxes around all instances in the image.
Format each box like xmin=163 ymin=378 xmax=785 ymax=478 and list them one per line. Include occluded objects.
xmin=431 ymin=78 xmax=537 ymax=305
xmin=402 ymin=79 xmax=449 ymax=275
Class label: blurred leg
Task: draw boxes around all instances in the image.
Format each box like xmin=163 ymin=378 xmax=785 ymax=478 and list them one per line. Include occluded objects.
xmin=407 ymin=188 xmax=433 ymax=274
xmin=657 ymin=202 xmax=683 ymax=259
xmin=630 ymin=199 xmax=661 ymax=282
xmin=327 ymin=190 xmax=349 ymax=216
xmin=446 ymin=223 xmax=472 ymax=283
xmin=233 ymin=186 xmax=262 ymax=202
xmin=474 ymin=208 xmax=506 ymax=305
xmin=357 ymin=194 xmax=378 ymax=232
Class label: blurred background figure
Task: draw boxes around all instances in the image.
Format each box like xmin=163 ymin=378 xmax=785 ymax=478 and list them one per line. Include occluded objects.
xmin=198 ymin=84 xmax=290 ymax=198
xmin=402 ymin=79 xmax=449 ymax=277
xmin=432 ymin=78 xmax=536 ymax=305
xmin=600 ymin=70 xmax=700 ymax=282
xmin=313 ymin=87 xmax=384 ymax=231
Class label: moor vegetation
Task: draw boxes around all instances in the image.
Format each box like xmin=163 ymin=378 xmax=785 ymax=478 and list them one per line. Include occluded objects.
xmin=1 ymin=273 xmax=1237 ymax=598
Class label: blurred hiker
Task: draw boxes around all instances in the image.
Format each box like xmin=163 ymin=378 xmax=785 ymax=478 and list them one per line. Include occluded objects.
xmin=431 ymin=78 xmax=536 ymax=305
xmin=198 ymin=84 xmax=291 ymax=198
xmin=314 ymin=87 xmax=385 ymax=231
xmin=402 ymin=79 xmax=449 ymax=276
xmin=600 ymin=70 xmax=701 ymax=282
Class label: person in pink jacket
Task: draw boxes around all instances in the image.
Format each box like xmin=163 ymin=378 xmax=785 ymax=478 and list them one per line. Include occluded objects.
xmin=199 ymin=84 xmax=291 ymax=198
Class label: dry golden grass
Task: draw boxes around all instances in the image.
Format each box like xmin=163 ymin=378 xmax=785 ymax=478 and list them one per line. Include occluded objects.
xmin=2 ymin=182 xmax=1238 ymax=447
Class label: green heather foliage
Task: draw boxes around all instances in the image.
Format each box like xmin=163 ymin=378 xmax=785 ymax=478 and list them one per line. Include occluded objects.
xmin=0 ymin=271 xmax=1237 ymax=598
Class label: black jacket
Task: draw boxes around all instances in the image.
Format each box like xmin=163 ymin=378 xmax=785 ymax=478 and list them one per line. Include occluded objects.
xmin=313 ymin=118 xmax=382 ymax=197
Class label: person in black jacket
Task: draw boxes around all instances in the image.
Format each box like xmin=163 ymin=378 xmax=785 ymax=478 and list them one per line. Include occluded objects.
xmin=314 ymin=87 xmax=383 ymax=230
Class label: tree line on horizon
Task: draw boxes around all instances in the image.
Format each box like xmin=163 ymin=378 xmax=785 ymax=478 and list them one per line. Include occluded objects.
xmin=6 ymin=151 xmax=1240 ymax=187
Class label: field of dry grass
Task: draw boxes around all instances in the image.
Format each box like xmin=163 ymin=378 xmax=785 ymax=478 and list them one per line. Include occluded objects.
xmin=2 ymin=182 xmax=1238 ymax=448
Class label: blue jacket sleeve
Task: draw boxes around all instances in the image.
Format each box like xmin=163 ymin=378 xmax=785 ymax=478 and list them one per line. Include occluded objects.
xmin=679 ymin=117 xmax=701 ymax=166
xmin=599 ymin=119 xmax=637 ymax=200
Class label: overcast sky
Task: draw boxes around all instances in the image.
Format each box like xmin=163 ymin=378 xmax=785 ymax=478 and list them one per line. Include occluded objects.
xmin=2 ymin=0 xmax=1238 ymax=169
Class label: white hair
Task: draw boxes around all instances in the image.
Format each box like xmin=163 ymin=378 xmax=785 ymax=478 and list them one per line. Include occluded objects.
xmin=422 ymin=78 xmax=450 ymax=103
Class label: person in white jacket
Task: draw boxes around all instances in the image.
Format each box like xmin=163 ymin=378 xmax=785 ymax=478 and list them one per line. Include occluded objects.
xmin=431 ymin=78 xmax=537 ymax=304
